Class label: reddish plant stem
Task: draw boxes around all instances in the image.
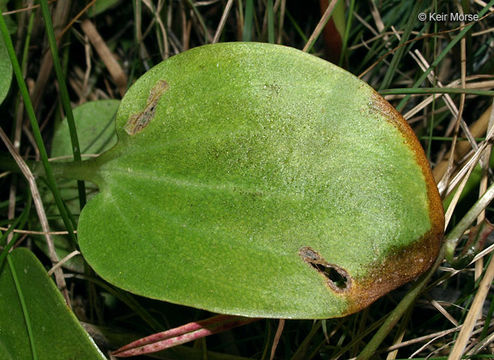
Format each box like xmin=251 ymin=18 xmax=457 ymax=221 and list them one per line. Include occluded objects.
xmin=112 ymin=315 xmax=259 ymax=357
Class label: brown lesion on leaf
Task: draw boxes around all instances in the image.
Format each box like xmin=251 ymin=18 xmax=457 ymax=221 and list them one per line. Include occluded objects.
xmin=124 ymin=79 xmax=170 ymax=135
xmin=340 ymin=225 xmax=443 ymax=316
xmin=299 ymin=246 xmax=352 ymax=293
xmin=299 ymin=219 xmax=443 ymax=317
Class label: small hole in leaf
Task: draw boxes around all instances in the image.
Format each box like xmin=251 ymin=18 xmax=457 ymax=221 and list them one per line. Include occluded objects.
xmin=312 ymin=263 xmax=348 ymax=290
xmin=299 ymin=246 xmax=351 ymax=292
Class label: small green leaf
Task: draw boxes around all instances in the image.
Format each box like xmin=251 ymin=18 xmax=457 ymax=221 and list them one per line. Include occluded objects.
xmin=88 ymin=0 xmax=122 ymax=17
xmin=0 ymin=35 xmax=12 ymax=105
xmin=0 ymin=249 xmax=106 ymax=359
xmin=71 ymin=43 xmax=444 ymax=319
xmin=51 ymin=99 xmax=119 ymax=159
xmin=35 ymin=100 xmax=120 ymax=272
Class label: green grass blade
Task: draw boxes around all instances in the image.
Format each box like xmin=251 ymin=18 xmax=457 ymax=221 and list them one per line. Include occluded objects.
xmin=356 ymin=249 xmax=445 ymax=360
xmin=0 ymin=11 xmax=77 ymax=245
xmin=285 ymin=9 xmax=308 ymax=44
xmin=7 ymin=255 xmax=38 ymax=360
xmin=39 ymin=0 xmax=86 ymax=209
xmin=338 ymin=0 xmax=355 ymax=66
xmin=426 ymin=0 xmax=439 ymax=161
xmin=242 ymin=0 xmax=254 ymax=41
xmin=396 ymin=0 xmax=494 ymax=112
xmin=20 ymin=9 xmax=35 ymax=75
xmin=72 ymin=273 xmax=164 ymax=332
xmin=445 ymin=181 xmax=494 ymax=264
xmin=378 ymin=1 xmax=422 ymax=91
xmin=185 ymin=0 xmax=211 ymax=43
xmin=267 ymin=0 xmax=274 ymax=43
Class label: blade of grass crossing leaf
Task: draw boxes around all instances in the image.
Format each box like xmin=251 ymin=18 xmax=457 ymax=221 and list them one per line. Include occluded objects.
xmin=338 ymin=0 xmax=354 ymax=66
xmin=285 ymin=9 xmax=308 ymax=43
xmin=267 ymin=0 xmax=274 ymax=43
xmin=242 ymin=0 xmax=254 ymax=41
xmin=0 ymin=12 xmax=77 ymax=245
xmin=20 ymin=10 xmax=35 ymax=75
xmin=396 ymin=0 xmax=494 ymax=112
xmin=7 ymin=255 xmax=38 ymax=360
xmin=378 ymin=1 xmax=422 ymax=91
xmin=39 ymin=0 xmax=86 ymax=209
xmin=0 ymin=215 xmax=23 ymax=251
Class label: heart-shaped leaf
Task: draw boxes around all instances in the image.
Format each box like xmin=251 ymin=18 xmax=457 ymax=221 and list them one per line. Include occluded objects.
xmin=67 ymin=43 xmax=444 ymax=319
xmin=0 ymin=249 xmax=106 ymax=359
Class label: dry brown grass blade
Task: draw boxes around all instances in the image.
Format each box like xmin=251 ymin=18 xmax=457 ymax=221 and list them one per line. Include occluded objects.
xmin=303 ymin=0 xmax=339 ymax=52
xmin=81 ymin=19 xmax=127 ymax=97
xmin=1 ymin=0 xmax=56 ymax=15
xmin=31 ymin=0 xmax=71 ymax=110
xmin=436 ymin=26 xmax=467 ymax=196
xmin=212 ymin=0 xmax=234 ymax=43
xmin=270 ymin=319 xmax=285 ymax=360
xmin=475 ymin=0 xmax=494 ymax=12
xmin=57 ymin=0 xmax=96 ymax=42
xmin=433 ymin=105 xmax=492 ymax=181
xmin=409 ymin=51 xmax=478 ymax=154
xmin=0 ymin=127 xmax=71 ymax=306
xmin=277 ymin=0 xmax=286 ymax=44
xmin=385 ymin=318 xmax=407 ymax=360
xmin=0 ymin=226 xmax=74 ymax=235
xmin=141 ymin=0 xmax=169 ymax=59
xmin=448 ymin=257 xmax=494 ymax=359
xmin=475 ymin=104 xmax=494 ymax=280
xmin=47 ymin=250 xmax=80 ymax=276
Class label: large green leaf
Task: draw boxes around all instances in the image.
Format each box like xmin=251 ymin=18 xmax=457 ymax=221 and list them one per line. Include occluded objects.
xmin=64 ymin=43 xmax=444 ymax=319
xmin=0 ymin=248 xmax=106 ymax=359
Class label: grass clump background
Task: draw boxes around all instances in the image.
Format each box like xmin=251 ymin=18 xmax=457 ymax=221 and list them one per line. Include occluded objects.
xmin=1 ymin=0 xmax=494 ymax=359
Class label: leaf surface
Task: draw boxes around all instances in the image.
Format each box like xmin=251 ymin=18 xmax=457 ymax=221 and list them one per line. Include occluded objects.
xmin=75 ymin=43 xmax=444 ymax=318
xmin=0 ymin=249 xmax=106 ymax=359
xmin=0 ymin=35 xmax=12 ymax=105
xmin=51 ymin=99 xmax=119 ymax=159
